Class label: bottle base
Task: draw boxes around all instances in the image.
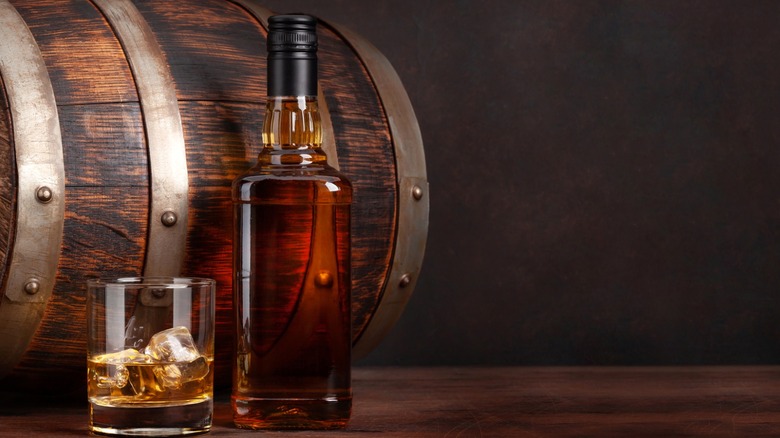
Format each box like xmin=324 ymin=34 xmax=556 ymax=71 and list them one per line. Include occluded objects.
xmin=232 ymin=395 xmax=351 ymax=430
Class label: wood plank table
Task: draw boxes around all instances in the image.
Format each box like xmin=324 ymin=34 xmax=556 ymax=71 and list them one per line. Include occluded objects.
xmin=2 ymin=366 xmax=780 ymax=437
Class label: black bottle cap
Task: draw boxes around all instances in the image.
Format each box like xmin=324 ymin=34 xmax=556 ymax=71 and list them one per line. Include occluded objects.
xmin=267 ymin=14 xmax=318 ymax=97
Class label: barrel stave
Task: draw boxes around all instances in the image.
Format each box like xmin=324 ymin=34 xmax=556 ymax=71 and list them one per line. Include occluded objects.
xmin=11 ymin=0 xmax=138 ymax=105
xmin=134 ymin=0 xmax=266 ymax=103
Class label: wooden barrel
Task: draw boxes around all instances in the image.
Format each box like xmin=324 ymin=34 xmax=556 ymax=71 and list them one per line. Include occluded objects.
xmin=0 ymin=0 xmax=428 ymax=392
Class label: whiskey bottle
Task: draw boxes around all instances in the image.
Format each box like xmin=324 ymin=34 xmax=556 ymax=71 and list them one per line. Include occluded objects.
xmin=231 ymin=14 xmax=353 ymax=430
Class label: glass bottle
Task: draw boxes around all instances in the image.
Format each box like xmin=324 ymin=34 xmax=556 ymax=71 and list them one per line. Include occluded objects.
xmin=231 ymin=14 xmax=352 ymax=430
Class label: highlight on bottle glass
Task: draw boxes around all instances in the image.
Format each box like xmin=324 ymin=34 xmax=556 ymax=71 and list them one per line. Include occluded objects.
xmin=86 ymin=277 xmax=216 ymax=436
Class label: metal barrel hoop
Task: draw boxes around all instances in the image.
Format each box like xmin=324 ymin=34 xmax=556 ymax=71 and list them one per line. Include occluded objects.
xmin=90 ymin=0 xmax=190 ymax=278
xmin=0 ymin=0 xmax=66 ymax=377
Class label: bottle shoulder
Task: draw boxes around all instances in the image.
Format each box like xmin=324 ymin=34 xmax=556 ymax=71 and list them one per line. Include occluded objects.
xmin=233 ymin=164 xmax=351 ymax=187
xmin=232 ymin=164 xmax=352 ymax=204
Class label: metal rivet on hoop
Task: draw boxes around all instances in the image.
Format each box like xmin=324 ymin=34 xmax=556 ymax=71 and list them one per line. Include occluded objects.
xmin=399 ymin=274 xmax=412 ymax=288
xmin=161 ymin=211 xmax=178 ymax=227
xmin=36 ymin=186 xmax=53 ymax=203
xmin=24 ymin=279 xmax=41 ymax=295
xmin=412 ymin=185 xmax=423 ymax=201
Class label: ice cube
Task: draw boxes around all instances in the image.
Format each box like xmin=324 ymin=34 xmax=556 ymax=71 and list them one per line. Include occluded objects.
xmin=96 ymin=365 xmax=129 ymax=389
xmin=93 ymin=348 xmax=153 ymax=389
xmin=145 ymin=327 xmax=209 ymax=389
xmin=144 ymin=326 xmax=201 ymax=362
xmin=153 ymin=356 xmax=210 ymax=389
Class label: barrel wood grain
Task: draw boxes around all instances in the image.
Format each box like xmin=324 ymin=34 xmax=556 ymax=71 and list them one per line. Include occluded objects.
xmin=134 ymin=0 xmax=266 ymax=103
xmin=11 ymin=0 xmax=138 ymax=105
xmin=60 ymin=103 xmax=149 ymax=187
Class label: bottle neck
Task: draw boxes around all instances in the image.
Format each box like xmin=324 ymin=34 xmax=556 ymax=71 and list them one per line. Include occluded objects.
xmin=267 ymin=54 xmax=317 ymax=97
xmin=260 ymin=95 xmax=327 ymax=166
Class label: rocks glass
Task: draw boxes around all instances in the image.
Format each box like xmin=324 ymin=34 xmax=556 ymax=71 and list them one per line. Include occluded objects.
xmin=86 ymin=277 xmax=215 ymax=436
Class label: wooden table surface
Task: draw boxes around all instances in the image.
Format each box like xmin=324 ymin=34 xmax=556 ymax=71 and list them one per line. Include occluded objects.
xmin=2 ymin=366 xmax=780 ymax=437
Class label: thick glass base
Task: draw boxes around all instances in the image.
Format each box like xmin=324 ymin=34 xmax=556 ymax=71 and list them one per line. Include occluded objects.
xmin=232 ymin=395 xmax=351 ymax=430
xmin=89 ymin=399 xmax=212 ymax=436
xmin=89 ymin=426 xmax=209 ymax=437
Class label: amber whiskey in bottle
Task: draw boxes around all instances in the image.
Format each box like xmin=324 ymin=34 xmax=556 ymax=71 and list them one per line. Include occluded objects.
xmin=231 ymin=15 xmax=352 ymax=429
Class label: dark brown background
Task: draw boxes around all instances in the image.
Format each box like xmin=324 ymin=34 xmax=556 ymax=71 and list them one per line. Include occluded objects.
xmin=260 ymin=0 xmax=780 ymax=366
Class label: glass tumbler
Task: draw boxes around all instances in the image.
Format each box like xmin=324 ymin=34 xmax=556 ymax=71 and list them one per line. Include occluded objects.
xmin=86 ymin=277 xmax=215 ymax=436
